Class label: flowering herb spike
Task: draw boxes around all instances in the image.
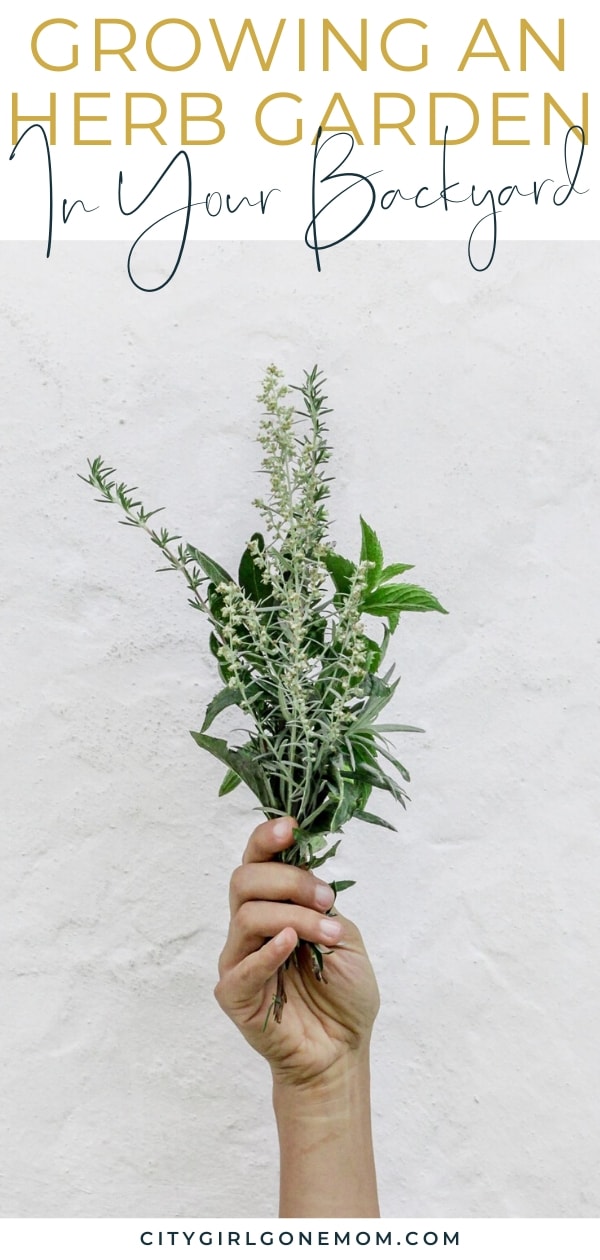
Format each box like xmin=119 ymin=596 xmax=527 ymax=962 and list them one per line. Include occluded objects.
xmin=80 ymin=365 xmax=447 ymax=1021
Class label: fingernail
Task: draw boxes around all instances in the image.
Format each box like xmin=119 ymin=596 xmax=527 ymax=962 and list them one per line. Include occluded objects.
xmin=314 ymin=882 xmax=335 ymax=910
xmin=319 ymin=917 xmax=342 ymax=944
xmin=273 ymin=819 xmax=292 ymax=839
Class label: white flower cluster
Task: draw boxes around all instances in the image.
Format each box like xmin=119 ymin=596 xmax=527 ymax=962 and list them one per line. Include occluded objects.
xmin=212 ymin=365 xmax=372 ymax=820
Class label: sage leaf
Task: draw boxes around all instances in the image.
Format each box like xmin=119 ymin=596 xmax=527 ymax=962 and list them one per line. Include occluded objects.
xmin=187 ymin=547 xmax=233 ymax=587
xmin=201 ymin=686 xmax=243 ymax=733
xmin=190 ymin=732 xmax=268 ymax=804
xmin=239 ymin=533 xmax=272 ymax=603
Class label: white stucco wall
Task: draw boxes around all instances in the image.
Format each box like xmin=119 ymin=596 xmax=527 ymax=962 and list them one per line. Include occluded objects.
xmin=1 ymin=241 xmax=599 ymax=1218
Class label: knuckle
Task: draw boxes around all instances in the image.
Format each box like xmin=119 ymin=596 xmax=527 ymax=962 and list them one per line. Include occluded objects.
xmin=302 ymin=870 xmax=323 ymax=903
xmin=235 ymin=900 xmax=255 ymax=933
xmin=289 ymin=906 xmax=319 ymax=938
xmin=229 ymin=864 xmax=247 ymax=898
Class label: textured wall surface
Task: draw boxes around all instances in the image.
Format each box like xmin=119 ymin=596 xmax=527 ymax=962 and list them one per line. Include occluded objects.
xmin=0 ymin=242 xmax=599 ymax=1218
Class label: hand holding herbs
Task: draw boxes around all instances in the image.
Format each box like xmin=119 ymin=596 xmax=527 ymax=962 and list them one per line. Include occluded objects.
xmin=81 ymin=365 xmax=446 ymax=1022
xmin=215 ymin=815 xmax=380 ymax=1085
xmin=218 ymin=819 xmax=381 ymax=1218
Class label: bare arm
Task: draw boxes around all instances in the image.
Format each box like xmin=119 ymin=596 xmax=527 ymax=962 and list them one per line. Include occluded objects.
xmin=214 ymin=817 xmax=380 ymax=1218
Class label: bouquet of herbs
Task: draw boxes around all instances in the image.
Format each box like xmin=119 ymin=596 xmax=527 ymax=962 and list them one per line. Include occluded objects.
xmin=81 ymin=365 xmax=446 ymax=1020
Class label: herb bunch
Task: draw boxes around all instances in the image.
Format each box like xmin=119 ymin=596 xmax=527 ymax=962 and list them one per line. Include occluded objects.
xmin=81 ymin=366 xmax=446 ymax=1020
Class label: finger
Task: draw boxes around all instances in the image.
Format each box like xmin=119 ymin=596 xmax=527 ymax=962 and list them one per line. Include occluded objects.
xmin=242 ymin=816 xmax=297 ymax=865
xmin=229 ymin=862 xmax=335 ymax=915
xmin=220 ymin=900 xmax=342 ymax=971
xmin=215 ymin=927 xmax=298 ymax=1012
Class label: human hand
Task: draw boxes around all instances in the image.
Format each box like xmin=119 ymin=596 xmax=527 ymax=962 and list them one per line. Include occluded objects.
xmin=214 ymin=817 xmax=380 ymax=1089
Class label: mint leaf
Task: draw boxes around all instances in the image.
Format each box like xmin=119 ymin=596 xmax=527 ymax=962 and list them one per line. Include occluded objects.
xmin=379 ymin=562 xmax=414 ymax=582
xmin=324 ymin=550 xmax=356 ymax=595
xmin=362 ymin=583 xmax=448 ymax=616
xmin=359 ymin=517 xmax=384 ymax=587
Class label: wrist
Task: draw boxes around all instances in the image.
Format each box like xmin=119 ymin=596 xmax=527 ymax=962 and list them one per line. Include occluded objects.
xmin=272 ymin=1045 xmax=372 ymax=1119
xmin=272 ymin=1047 xmax=379 ymax=1218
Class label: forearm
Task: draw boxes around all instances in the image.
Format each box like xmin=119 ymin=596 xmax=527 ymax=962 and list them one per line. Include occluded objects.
xmin=273 ymin=1050 xmax=380 ymax=1219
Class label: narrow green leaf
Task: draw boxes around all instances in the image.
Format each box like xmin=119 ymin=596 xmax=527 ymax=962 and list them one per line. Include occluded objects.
xmin=218 ymin=768 xmax=242 ymax=797
xmin=330 ymin=879 xmax=356 ymax=896
xmin=373 ymin=723 xmax=425 ymax=734
xmin=354 ymin=809 xmax=398 ymax=831
xmin=347 ymin=763 xmax=409 ymax=805
xmin=378 ymin=625 xmax=392 ymax=664
xmin=187 ymin=547 xmax=233 ymax=587
xmin=324 ymin=550 xmax=356 ymax=595
xmin=359 ymin=517 xmax=384 ymax=586
xmin=349 ymin=675 xmax=400 ymax=731
xmin=376 ymin=745 xmax=411 ymax=782
xmin=201 ymin=686 xmax=242 ymax=733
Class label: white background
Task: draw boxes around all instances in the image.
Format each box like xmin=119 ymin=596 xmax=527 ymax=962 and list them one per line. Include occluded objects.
xmin=1 ymin=239 xmax=599 ymax=1218
xmin=1 ymin=2 xmax=597 ymax=243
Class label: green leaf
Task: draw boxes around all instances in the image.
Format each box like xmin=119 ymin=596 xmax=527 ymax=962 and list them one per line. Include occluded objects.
xmin=379 ymin=562 xmax=414 ymax=582
xmin=359 ymin=517 xmax=384 ymax=586
xmin=324 ymin=550 xmax=356 ymax=595
xmin=208 ymin=630 xmax=233 ymax=685
xmin=207 ymin=582 xmax=226 ymax=620
xmin=330 ymin=879 xmax=356 ymax=896
xmin=201 ymin=686 xmax=242 ymax=733
xmin=361 ymin=583 xmax=448 ymax=617
xmin=187 ymin=547 xmax=233 ymax=587
xmin=347 ymin=733 xmax=378 ymax=767
xmin=238 ymin=534 xmax=272 ymax=603
xmin=347 ymin=763 xmax=409 ymax=806
xmin=306 ymin=615 xmax=327 ymax=653
xmin=361 ymin=634 xmax=382 ymax=673
xmin=349 ymin=675 xmax=400 ymax=731
xmin=190 ymin=732 xmax=268 ymax=804
xmin=354 ymin=809 xmax=397 ymax=831
xmin=373 ymin=723 xmax=425 ymax=734
xmin=218 ymin=769 xmax=242 ymax=797
xmin=311 ymin=836 xmax=343 ymax=868
xmin=376 ymin=745 xmax=411 ymax=782
xmin=331 ymin=777 xmax=363 ymax=831
xmin=208 ymin=632 xmax=222 ymax=658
